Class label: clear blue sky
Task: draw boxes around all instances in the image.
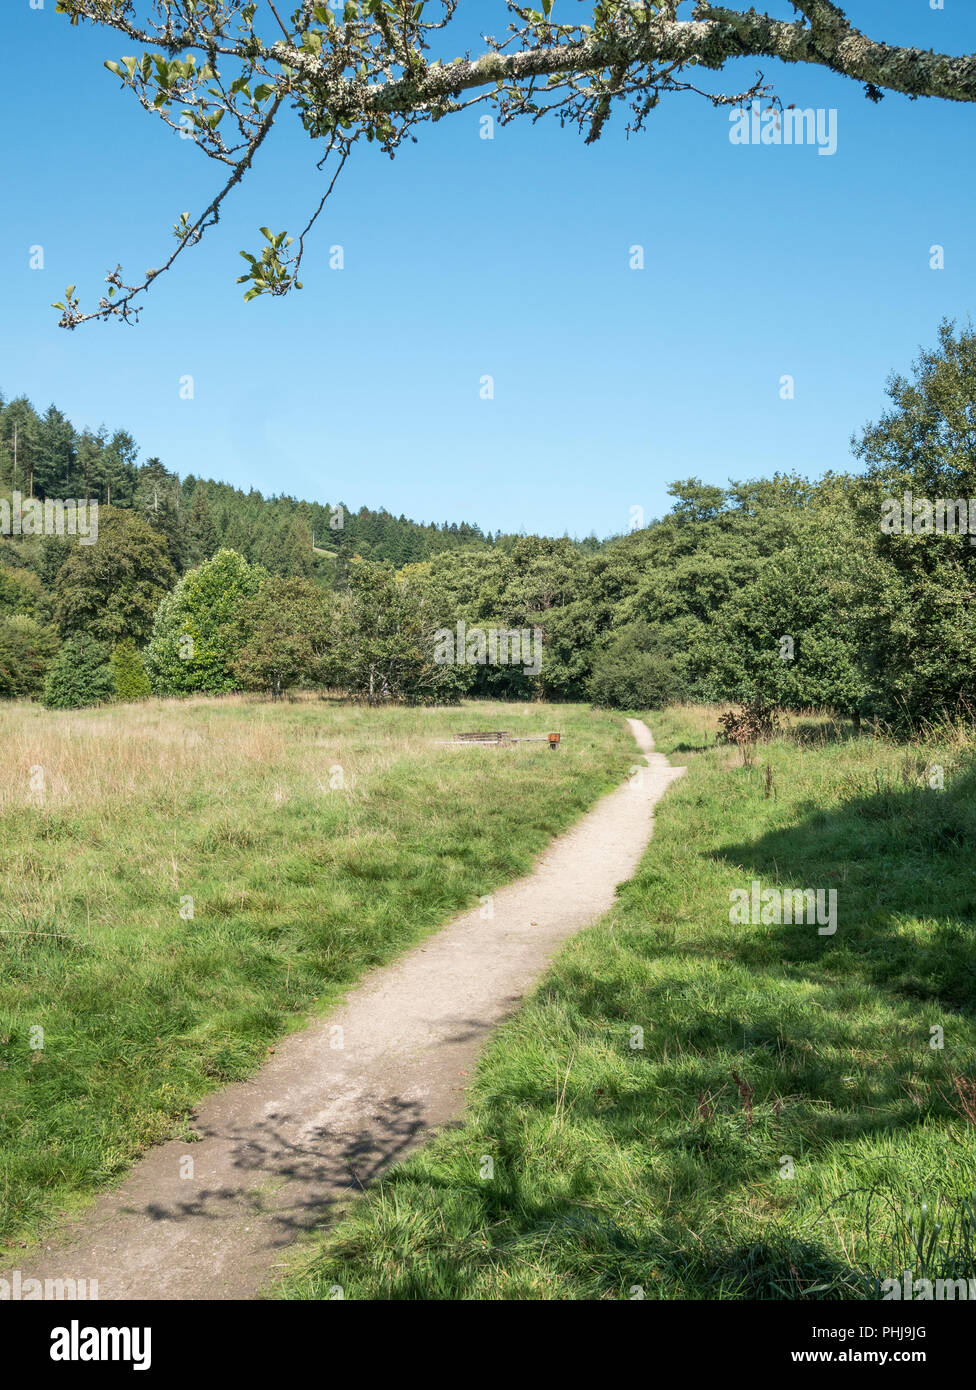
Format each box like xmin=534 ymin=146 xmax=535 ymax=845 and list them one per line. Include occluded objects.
xmin=1 ymin=0 xmax=974 ymax=537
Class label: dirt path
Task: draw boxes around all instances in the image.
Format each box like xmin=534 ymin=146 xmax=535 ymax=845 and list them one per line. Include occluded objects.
xmin=12 ymin=719 xmax=684 ymax=1301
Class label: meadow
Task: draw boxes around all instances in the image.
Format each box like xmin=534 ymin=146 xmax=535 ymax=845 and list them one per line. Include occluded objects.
xmin=0 ymin=695 xmax=633 ymax=1250
xmin=274 ymin=707 xmax=976 ymax=1300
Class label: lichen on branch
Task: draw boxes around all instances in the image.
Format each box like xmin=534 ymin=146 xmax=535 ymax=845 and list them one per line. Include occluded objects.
xmin=51 ymin=0 xmax=976 ymax=325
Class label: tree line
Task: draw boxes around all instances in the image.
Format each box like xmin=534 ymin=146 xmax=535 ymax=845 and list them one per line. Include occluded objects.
xmin=3 ymin=320 xmax=976 ymax=726
xmin=0 ymin=394 xmax=497 ymax=574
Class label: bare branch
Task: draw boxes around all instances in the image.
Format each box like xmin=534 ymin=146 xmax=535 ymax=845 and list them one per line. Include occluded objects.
xmin=55 ymin=94 xmax=286 ymax=327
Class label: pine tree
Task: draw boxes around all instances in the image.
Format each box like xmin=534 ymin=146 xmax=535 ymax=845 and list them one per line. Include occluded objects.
xmin=276 ymin=517 xmax=315 ymax=579
xmin=135 ymin=458 xmax=185 ymax=570
xmin=35 ymin=406 xmax=77 ymax=497
xmin=187 ymin=487 xmax=219 ymax=566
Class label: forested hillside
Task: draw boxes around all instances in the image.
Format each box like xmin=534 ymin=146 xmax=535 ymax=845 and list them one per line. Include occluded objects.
xmin=0 ymin=391 xmax=500 ymax=574
xmin=3 ymin=321 xmax=976 ymax=726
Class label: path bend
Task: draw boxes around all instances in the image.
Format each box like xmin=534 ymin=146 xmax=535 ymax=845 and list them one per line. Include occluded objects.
xmin=10 ymin=718 xmax=685 ymax=1300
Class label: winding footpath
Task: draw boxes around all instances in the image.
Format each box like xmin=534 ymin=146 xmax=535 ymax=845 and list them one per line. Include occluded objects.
xmin=11 ymin=718 xmax=684 ymax=1300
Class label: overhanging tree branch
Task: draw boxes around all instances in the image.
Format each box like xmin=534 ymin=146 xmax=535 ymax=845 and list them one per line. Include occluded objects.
xmin=51 ymin=0 xmax=976 ymax=326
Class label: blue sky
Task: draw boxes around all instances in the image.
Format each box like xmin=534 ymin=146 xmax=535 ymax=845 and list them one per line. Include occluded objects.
xmin=2 ymin=0 xmax=975 ymax=537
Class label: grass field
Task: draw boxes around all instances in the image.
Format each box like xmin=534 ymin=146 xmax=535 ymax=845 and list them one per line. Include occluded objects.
xmin=0 ymin=695 xmax=633 ymax=1251
xmin=274 ymin=706 xmax=976 ymax=1300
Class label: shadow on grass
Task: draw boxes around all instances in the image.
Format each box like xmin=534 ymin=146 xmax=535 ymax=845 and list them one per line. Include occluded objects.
xmin=783 ymin=719 xmax=866 ymax=747
xmin=714 ymin=759 xmax=976 ymax=1014
xmin=424 ymin=761 xmax=976 ymax=1298
xmin=290 ymin=757 xmax=976 ymax=1301
xmin=353 ymin=1163 xmax=865 ymax=1299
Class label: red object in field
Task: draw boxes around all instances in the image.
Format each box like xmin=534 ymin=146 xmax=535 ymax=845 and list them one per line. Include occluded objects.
xmin=548 ymin=732 xmax=561 ymax=750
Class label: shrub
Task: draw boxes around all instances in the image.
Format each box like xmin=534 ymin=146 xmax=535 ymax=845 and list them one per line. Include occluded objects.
xmin=0 ymin=615 xmax=59 ymax=699
xmin=587 ymin=623 xmax=682 ymax=710
xmin=110 ymin=639 xmax=152 ymax=702
xmin=718 ymin=700 xmax=780 ymax=745
xmin=41 ymin=634 xmax=115 ymax=709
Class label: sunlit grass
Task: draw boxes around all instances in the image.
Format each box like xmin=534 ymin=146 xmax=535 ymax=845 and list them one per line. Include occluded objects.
xmin=0 ymin=693 xmax=632 ymax=1250
xmin=275 ymin=705 xmax=976 ymax=1300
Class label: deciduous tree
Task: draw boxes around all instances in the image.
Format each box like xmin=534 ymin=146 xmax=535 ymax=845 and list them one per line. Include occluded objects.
xmin=144 ymin=548 xmax=266 ymax=694
xmin=233 ymin=575 xmax=333 ymax=697
xmin=54 ymin=506 xmax=176 ymax=645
